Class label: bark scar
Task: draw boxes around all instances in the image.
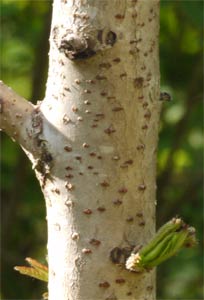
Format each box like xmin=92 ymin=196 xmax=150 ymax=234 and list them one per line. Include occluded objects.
xmin=59 ymin=36 xmax=96 ymax=60
xmin=31 ymin=106 xmax=53 ymax=188
xmin=110 ymin=245 xmax=142 ymax=267
xmin=52 ymin=25 xmax=117 ymax=60
xmin=110 ymin=246 xmax=135 ymax=265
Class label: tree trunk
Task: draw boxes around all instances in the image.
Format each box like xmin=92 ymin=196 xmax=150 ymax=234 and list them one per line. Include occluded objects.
xmin=0 ymin=0 xmax=161 ymax=299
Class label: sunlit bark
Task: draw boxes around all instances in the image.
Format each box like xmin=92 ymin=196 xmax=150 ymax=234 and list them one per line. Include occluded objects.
xmin=0 ymin=1 xmax=161 ymax=299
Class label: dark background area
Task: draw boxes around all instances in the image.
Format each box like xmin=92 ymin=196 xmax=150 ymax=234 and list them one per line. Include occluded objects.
xmin=0 ymin=1 xmax=203 ymax=299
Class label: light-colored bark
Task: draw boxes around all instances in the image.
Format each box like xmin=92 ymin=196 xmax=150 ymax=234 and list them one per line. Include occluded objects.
xmin=0 ymin=81 xmax=35 ymax=150
xmin=0 ymin=0 xmax=161 ymax=299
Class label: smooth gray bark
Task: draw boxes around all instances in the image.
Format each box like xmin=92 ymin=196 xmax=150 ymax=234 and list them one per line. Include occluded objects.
xmin=0 ymin=1 xmax=161 ymax=299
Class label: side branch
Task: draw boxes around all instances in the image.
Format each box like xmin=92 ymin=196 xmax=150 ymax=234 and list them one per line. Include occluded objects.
xmin=0 ymin=81 xmax=38 ymax=154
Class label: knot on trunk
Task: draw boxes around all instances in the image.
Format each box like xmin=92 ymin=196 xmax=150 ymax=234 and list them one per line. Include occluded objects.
xmin=52 ymin=26 xmax=117 ymax=60
xmin=59 ymin=35 xmax=96 ymax=60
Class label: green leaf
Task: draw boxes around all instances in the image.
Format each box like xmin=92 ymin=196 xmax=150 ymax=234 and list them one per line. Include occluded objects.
xmin=126 ymin=218 xmax=197 ymax=272
xmin=14 ymin=257 xmax=48 ymax=282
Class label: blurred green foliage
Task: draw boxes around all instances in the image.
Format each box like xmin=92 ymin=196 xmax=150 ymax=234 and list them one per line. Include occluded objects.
xmin=0 ymin=1 xmax=203 ymax=299
xmin=157 ymin=1 xmax=203 ymax=299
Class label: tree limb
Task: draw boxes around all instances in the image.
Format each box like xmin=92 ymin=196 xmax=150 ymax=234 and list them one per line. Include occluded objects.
xmin=0 ymin=81 xmax=40 ymax=156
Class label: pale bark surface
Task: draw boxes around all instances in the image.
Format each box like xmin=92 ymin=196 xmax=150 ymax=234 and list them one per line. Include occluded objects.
xmin=0 ymin=1 xmax=161 ymax=299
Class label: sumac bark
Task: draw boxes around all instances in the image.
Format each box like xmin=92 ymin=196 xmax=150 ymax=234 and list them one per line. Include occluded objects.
xmin=0 ymin=1 xmax=161 ymax=299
